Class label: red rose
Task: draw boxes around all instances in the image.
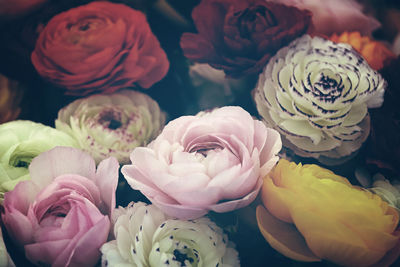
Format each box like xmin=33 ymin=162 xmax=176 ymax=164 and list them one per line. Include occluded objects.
xmin=180 ymin=0 xmax=312 ymax=78
xmin=31 ymin=1 xmax=169 ymax=96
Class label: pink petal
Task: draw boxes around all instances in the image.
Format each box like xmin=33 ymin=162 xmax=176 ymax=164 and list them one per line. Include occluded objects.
xmin=25 ymin=239 xmax=70 ymax=266
xmin=2 ymin=209 xmax=34 ymax=245
xmin=150 ymin=196 xmax=208 ymax=220
xmin=29 ymin=147 xmax=96 ymax=190
xmin=3 ymin=180 xmax=39 ymax=215
xmin=95 ymin=157 xmax=119 ymax=217
xmin=209 ymin=179 xmax=263 ymax=213
xmin=64 ymin=216 xmax=110 ymax=267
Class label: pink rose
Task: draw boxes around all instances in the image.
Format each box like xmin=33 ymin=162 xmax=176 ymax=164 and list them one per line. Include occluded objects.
xmin=122 ymin=106 xmax=282 ymax=219
xmin=271 ymin=0 xmax=380 ymax=36
xmin=31 ymin=1 xmax=169 ymax=96
xmin=2 ymin=147 xmax=119 ymax=267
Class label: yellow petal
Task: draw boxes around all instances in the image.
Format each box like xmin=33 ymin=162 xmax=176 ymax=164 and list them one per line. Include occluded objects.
xmin=256 ymin=205 xmax=321 ymax=262
xmin=370 ymin=230 xmax=400 ymax=267
xmin=290 ymin=207 xmax=386 ymax=267
xmin=261 ymin=176 xmax=295 ymax=223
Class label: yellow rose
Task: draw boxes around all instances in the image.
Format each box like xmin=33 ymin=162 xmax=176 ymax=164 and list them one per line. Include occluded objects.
xmin=257 ymin=159 xmax=400 ymax=266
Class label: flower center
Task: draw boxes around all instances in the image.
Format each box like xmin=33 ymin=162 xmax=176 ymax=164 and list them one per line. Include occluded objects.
xmin=190 ymin=144 xmax=224 ymax=157
xmin=236 ymin=5 xmax=277 ymax=38
xmin=311 ymin=70 xmax=343 ymax=103
xmin=173 ymin=249 xmax=195 ymax=266
xmin=98 ymin=110 xmax=123 ymax=130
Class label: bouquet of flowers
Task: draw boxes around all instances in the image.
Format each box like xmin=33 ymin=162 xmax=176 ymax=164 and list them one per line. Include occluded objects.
xmin=1 ymin=0 xmax=400 ymax=266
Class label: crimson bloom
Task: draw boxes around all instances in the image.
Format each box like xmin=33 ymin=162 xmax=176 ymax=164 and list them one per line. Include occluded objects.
xmin=180 ymin=0 xmax=312 ymax=78
xmin=31 ymin=1 xmax=169 ymax=96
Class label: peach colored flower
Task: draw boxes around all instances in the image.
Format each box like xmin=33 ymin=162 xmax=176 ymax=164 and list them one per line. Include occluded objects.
xmin=330 ymin=31 xmax=395 ymax=70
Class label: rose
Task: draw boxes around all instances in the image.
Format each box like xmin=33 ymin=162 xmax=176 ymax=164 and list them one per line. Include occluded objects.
xmin=253 ymin=35 xmax=386 ymax=162
xmin=0 ymin=120 xmax=78 ymax=202
xmin=31 ymin=1 xmax=169 ymax=96
xmin=122 ymin=106 xmax=281 ymax=219
xmin=269 ymin=0 xmax=380 ymax=36
xmin=2 ymin=146 xmax=119 ymax=266
xmin=256 ymin=159 xmax=400 ymax=266
xmin=101 ymin=202 xmax=240 ymax=267
xmin=330 ymin=31 xmax=395 ymax=70
xmin=0 ymin=74 xmax=23 ymax=124
xmin=180 ymin=0 xmax=312 ymax=78
xmin=56 ymin=90 xmax=166 ymax=164
xmin=0 ymin=0 xmax=48 ymax=19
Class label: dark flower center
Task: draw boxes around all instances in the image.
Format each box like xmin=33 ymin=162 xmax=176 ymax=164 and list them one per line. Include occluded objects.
xmin=236 ymin=5 xmax=277 ymax=39
xmin=98 ymin=110 xmax=123 ymax=130
xmin=173 ymin=249 xmax=194 ymax=266
xmin=312 ymin=71 xmax=344 ymax=103
xmin=189 ymin=143 xmax=224 ymax=157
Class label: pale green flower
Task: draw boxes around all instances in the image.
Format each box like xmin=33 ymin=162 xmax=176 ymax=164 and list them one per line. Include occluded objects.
xmin=56 ymin=90 xmax=166 ymax=164
xmin=101 ymin=202 xmax=240 ymax=267
xmin=0 ymin=120 xmax=78 ymax=201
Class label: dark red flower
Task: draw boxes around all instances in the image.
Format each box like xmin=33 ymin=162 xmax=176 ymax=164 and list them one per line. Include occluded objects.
xmin=367 ymin=56 xmax=400 ymax=176
xmin=31 ymin=1 xmax=169 ymax=96
xmin=180 ymin=0 xmax=312 ymax=78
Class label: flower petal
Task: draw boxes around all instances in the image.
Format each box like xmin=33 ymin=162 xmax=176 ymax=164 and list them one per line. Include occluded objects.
xmin=256 ymin=205 xmax=321 ymax=262
xmin=29 ymin=147 xmax=96 ymax=190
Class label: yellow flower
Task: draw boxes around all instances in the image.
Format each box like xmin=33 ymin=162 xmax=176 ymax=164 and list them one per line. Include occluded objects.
xmin=330 ymin=31 xmax=395 ymax=70
xmin=257 ymin=159 xmax=400 ymax=266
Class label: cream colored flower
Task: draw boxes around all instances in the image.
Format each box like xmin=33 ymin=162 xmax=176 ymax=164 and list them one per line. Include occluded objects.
xmin=101 ymin=202 xmax=240 ymax=267
xmin=254 ymin=35 xmax=386 ymax=162
xmin=56 ymin=90 xmax=166 ymax=164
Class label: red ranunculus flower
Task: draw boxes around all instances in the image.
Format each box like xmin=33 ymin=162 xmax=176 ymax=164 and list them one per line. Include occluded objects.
xmin=180 ymin=0 xmax=312 ymax=78
xmin=31 ymin=1 xmax=169 ymax=96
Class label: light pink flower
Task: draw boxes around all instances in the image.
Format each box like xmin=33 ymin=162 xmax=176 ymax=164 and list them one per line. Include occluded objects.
xmin=122 ymin=106 xmax=282 ymax=219
xmin=2 ymin=147 xmax=119 ymax=267
xmin=270 ymin=0 xmax=380 ymax=36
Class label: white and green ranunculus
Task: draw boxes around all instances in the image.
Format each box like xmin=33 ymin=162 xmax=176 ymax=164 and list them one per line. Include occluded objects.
xmin=0 ymin=120 xmax=78 ymax=201
xmin=55 ymin=90 xmax=166 ymax=164
xmin=100 ymin=202 xmax=240 ymax=267
xmin=254 ymin=35 xmax=386 ymax=162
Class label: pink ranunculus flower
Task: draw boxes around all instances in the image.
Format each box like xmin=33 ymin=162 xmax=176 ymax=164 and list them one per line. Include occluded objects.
xmin=1 ymin=146 xmax=119 ymax=267
xmin=270 ymin=0 xmax=380 ymax=36
xmin=122 ymin=106 xmax=282 ymax=219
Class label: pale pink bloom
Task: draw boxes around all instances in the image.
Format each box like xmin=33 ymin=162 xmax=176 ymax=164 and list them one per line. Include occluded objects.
xmin=2 ymin=147 xmax=119 ymax=267
xmin=270 ymin=0 xmax=380 ymax=36
xmin=122 ymin=106 xmax=282 ymax=219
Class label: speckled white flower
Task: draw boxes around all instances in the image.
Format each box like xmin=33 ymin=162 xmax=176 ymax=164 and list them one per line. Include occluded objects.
xmin=100 ymin=202 xmax=240 ymax=267
xmin=254 ymin=35 xmax=386 ymax=162
xmin=56 ymin=90 xmax=166 ymax=164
